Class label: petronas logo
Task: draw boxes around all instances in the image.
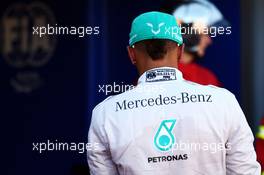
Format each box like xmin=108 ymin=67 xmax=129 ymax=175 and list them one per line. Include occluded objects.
xmin=154 ymin=119 xmax=176 ymax=152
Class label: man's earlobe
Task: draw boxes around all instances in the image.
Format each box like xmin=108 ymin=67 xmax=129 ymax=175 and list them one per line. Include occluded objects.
xmin=127 ymin=46 xmax=136 ymax=65
xmin=178 ymin=44 xmax=184 ymax=60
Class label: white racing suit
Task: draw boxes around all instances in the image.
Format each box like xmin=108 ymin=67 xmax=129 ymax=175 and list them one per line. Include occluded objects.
xmin=88 ymin=67 xmax=261 ymax=175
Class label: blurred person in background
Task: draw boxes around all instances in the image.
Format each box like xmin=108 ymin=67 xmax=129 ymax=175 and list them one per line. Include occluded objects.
xmin=256 ymin=117 xmax=264 ymax=175
xmin=161 ymin=0 xmax=229 ymax=86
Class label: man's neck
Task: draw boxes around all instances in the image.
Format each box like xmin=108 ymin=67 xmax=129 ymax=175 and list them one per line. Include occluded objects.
xmin=138 ymin=58 xmax=178 ymax=76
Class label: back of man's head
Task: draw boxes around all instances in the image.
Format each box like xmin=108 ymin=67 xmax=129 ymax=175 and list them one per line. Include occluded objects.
xmin=127 ymin=12 xmax=183 ymax=74
xmin=134 ymin=39 xmax=179 ymax=60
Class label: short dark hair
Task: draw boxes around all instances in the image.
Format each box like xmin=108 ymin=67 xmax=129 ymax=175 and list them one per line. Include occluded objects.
xmin=134 ymin=39 xmax=178 ymax=60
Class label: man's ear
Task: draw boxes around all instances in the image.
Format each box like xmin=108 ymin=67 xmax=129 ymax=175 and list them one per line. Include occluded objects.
xmin=127 ymin=46 xmax=136 ymax=65
xmin=178 ymin=44 xmax=184 ymax=61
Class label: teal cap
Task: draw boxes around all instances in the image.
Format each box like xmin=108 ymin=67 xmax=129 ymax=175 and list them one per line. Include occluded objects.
xmin=129 ymin=11 xmax=183 ymax=46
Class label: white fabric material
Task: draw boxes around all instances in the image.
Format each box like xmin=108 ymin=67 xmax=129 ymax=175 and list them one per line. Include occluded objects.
xmin=87 ymin=67 xmax=260 ymax=175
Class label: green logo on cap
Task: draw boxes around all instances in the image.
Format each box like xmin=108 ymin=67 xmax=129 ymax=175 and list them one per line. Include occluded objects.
xmin=154 ymin=119 xmax=176 ymax=152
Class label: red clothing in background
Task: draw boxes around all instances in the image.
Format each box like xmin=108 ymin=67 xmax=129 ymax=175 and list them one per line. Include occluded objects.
xmin=178 ymin=63 xmax=221 ymax=87
xmin=256 ymin=117 xmax=264 ymax=173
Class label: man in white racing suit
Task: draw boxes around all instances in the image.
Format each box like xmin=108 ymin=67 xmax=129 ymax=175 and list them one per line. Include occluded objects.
xmin=87 ymin=11 xmax=261 ymax=175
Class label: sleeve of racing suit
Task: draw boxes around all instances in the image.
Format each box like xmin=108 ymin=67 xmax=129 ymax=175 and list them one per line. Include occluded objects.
xmin=87 ymin=107 xmax=119 ymax=175
xmin=226 ymin=94 xmax=261 ymax=175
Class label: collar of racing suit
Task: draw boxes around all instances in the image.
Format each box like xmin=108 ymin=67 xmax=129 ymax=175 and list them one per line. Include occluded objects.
xmin=137 ymin=67 xmax=184 ymax=84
